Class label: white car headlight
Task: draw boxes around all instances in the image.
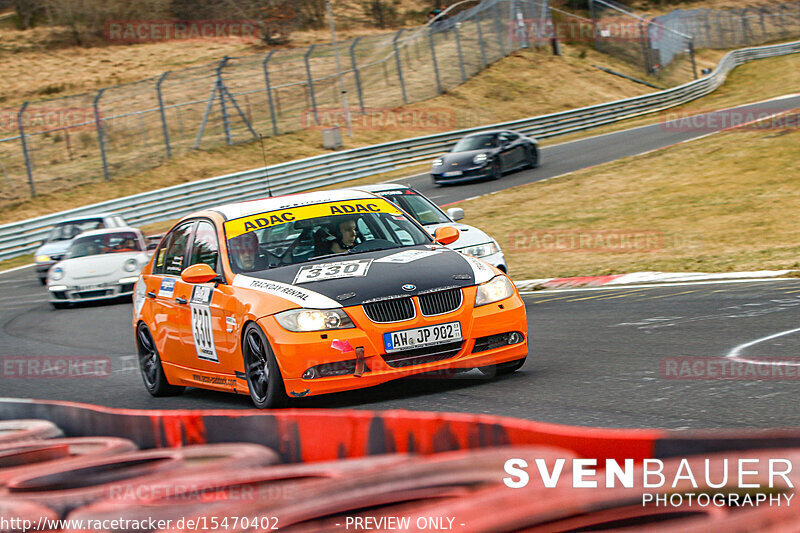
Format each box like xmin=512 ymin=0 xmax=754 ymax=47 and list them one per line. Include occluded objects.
xmin=475 ymin=275 xmax=514 ymax=306
xmin=459 ymin=241 xmax=500 ymax=258
xmin=36 ymin=255 xmax=51 ymax=263
xmin=50 ymin=267 xmax=65 ymax=281
xmin=473 ymin=153 xmax=488 ymax=165
xmin=123 ymin=258 xmax=138 ymax=272
xmin=275 ymin=308 xmax=354 ymax=332
xmin=432 ymin=158 xmax=443 ymax=167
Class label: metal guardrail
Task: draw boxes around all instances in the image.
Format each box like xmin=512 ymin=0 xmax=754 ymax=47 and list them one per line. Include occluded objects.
xmin=1 ymin=40 xmax=798 ymax=262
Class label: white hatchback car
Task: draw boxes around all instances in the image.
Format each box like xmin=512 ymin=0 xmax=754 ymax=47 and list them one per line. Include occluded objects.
xmin=47 ymin=228 xmax=150 ymax=309
xmin=357 ymin=183 xmax=507 ymax=272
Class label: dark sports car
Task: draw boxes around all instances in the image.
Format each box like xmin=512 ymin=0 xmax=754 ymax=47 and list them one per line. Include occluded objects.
xmin=431 ymin=130 xmax=539 ymax=184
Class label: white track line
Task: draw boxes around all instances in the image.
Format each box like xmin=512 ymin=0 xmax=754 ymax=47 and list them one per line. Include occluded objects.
xmin=519 ymin=277 xmax=798 ymax=295
xmin=726 ymin=327 xmax=800 ymax=366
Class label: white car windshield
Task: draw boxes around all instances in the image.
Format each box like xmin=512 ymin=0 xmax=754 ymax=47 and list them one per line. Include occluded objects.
xmin=66 ymin=232 xmax=142 ymax=259
xmin=225 ymin=204 xmax=431 ymax=273
xmin=375 ymin=189 xmax=450 ymax=226
xmin=48 ymin=219 xmax=106 ymax=242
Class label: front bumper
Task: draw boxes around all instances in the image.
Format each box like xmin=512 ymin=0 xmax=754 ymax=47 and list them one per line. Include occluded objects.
xmin=49 ymin=281 xmax=137 ymax=303
xmin=431 ymin=164 xmax=492 ymax=183
xmin=265 ymin=286 xmax=528 ymax=398
xmin=35 ymin=262 xmax=56 ymax=278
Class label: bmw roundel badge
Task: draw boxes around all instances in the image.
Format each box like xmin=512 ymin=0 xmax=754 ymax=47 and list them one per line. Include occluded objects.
xmin=402 ymin=284 xmax=416 ymax=291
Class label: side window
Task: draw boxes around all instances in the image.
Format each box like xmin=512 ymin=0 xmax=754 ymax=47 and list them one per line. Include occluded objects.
xmin=188 ymin=221 xmax=219 ymax=272
xmin=153 ymin=222 xmax=195 ymax=276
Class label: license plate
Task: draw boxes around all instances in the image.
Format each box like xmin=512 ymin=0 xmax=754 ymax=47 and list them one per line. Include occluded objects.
xmin=383 ymin=322 xmax=462 ymax=353
xmin=76 ymin=283 xmax=105 ymax=291
xmin=443 ymin=171 xmax=463 ymax=177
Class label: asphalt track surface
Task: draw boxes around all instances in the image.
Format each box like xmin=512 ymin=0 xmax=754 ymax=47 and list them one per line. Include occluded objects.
xmin=2 ymin=96 xmax=800 ymax=428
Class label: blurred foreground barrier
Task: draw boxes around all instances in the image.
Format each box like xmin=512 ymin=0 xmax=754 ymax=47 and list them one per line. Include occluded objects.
xmin=4 ymin=401 xmax=800 ymax=530
xmin=1 ymin=39 xmax=799 ymax=262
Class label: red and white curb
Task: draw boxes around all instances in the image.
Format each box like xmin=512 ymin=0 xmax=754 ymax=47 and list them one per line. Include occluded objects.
xmin=514 ymin=270 xmax=797 ymax=292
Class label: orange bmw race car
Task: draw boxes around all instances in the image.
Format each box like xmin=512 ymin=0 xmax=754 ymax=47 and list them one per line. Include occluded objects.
xmin=132 ymin=189 xmax=528 ymax=408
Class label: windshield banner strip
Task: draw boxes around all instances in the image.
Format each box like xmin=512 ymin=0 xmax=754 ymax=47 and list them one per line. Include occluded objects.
xmin=224 ymin=199 xmax=401 ymax=239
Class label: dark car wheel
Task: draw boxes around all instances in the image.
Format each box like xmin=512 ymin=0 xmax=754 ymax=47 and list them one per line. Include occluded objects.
xmin=51 ymin=302 xmax=70 ymax=310
xmin=136 ymin=322 xmax=184 ymax=397
xmin=478 ymin=356 xmax=527 ymax=377
xmin=489 ymin=159 xmax=502 ymax=180
xmin=39 ymin=277 xmax=47 ymax=286
xmin=243 ymin=323 xmax=288 ymax=409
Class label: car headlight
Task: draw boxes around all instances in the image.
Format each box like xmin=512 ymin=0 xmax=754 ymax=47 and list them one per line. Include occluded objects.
xmin=459 ymin=241 xmax=500 ymax=258
xmin=274 ymin=308 xmax=354 ymax=332
xmin=123 ymin=258 xmax=138 ymax=272
xmin=35 ymin=255 xmax=51 ymax=263
xmin=475 ymin=275 xmax=514 ymax=306
xmin=432 ymin=158 xmax=443 ymax=167
xmin=473 ymin=153 xmax=488 ymax=165
xmin=50 ymin=267 xmax=64 ymax=281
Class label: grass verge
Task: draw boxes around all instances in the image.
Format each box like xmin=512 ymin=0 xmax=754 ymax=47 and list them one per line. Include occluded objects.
xmin=458 ymin=118 xmax=800 ymax=279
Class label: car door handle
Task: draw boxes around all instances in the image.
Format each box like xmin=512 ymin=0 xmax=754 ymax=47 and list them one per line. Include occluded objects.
xmin=176 ymin=297 xmax=188 ymax=305
xmin=146 ymin=291 xmax=156 ymax=299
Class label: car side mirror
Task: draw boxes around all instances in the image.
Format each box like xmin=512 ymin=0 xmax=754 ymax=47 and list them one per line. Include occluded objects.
xmin=434 ymin=226 xmax=460 ymax=246
xmin=181 ymin=263 xmax=219 ymax=284
xmin=446 ymin=207 xmax=464 ymax=221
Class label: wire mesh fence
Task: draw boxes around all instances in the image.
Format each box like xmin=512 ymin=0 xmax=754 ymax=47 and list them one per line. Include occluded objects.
xmin=589 ymin=0 xmax=800 ymax=86
xmin=0 ymin=0 xmax=551 ymax=206
xmin=654 ymin=2 xmax=800 ymax=50
xmin=590 ymin=0 xmax=697 ymax=86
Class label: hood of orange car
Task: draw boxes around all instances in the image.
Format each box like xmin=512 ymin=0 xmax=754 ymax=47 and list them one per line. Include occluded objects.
xmin=238 ymin=245 xmax=485 ymax=307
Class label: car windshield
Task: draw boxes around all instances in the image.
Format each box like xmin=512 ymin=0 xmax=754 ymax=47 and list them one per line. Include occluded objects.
xmin=452 ymin=134 xmax=497 ymax=152
xmin=66 ymin=232 xmax=141 ymax=259
xmin=48 ymin=219 xmax=106 ymax=242
xmin=374 ymin=189 xmax=450 ymax=226
xmin=224 ymin=199 xmax=432 ymax=273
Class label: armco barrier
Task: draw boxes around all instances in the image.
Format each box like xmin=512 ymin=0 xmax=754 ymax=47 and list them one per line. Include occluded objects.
xmin=5 ymin=401 xmax=800 ymax=530
xmin=1 ymin=39 xmax=799 ymax=262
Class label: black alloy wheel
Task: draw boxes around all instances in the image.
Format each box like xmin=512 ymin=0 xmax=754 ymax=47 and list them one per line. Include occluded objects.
xmin=242 ymin=323 xmax=288 ymax=409
xmin=136 ymin=322 xmax=184 ymax=397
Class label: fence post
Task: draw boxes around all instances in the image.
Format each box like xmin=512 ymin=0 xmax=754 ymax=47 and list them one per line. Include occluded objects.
xmin=262 ymin=51 xmax=279 ymax=135
xmin=688 ymin=39 xmax=698 ymax=79
xmin=216 ymin=57 xmax=233 ymax=145
xmin=777 ymin=4 xmax=788 ymax=39
xmin=454 ymin=22 xmax=467 ymax=82
xmin=428 ymin=29 xmax=443 ymax=94
xmin=639 ymin=21 xmax=652 ymax=75
xmin=476 ymin=16 xmax=488 ymax=67
xmin=93 ymin=89 xmax=110 ymax=181
xmin=392 ymin=29 xmax=408 ymax=105
xmin=492 ymin=3 xmax=507 ymax=56
xmin=304 ymin=45 xmax=320 ymax=125
xmin=349 ymin=37 xmax=365 ymax=114
xmin=156 ymin=71 xmax=172 ymax=158
xmin=17 ymin=102 xmax=35 ymax=197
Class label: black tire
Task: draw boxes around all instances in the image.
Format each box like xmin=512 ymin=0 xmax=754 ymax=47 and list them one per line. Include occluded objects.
xmin=50 ymin=302 xmax=70 ymax=310
xmin=136 ymin=322 xmax=184 ymax=397
xmin=489 ymin=159 xmax=502 ymax=180
xmin=39 ymin=277 xmax=47 ymax=285
xmin=478 ymin=356 xmax=527 ymax=377
xmin=242 ymin=323 xmax=288 ymax=409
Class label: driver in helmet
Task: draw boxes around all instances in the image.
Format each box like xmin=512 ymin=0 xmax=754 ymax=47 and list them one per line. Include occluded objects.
xmin=230 ymin=232 xmax=261 ymax=271
xmin=314 ymin=217 xmax=360 ymax=256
